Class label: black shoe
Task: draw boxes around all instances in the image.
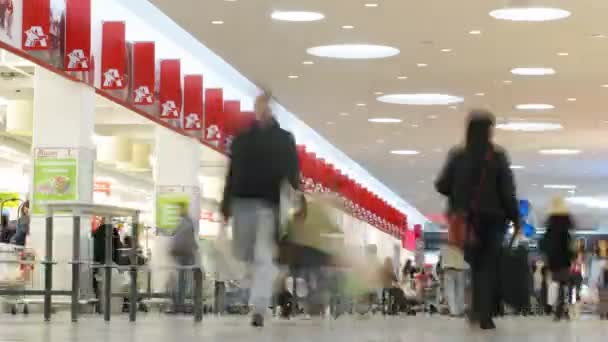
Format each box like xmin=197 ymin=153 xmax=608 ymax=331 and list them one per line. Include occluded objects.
xmin=480 ymin=320 xmax=496 ymax=330
xmin=251 ymin=313 xmax=264 ymax=328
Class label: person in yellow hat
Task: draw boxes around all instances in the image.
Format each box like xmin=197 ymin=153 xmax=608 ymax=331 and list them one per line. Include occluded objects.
xmin=539 ymin=197 xmax=575 ymax=321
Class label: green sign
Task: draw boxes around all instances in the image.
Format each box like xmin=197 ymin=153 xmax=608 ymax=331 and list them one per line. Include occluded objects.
xmin=33 ymin=151 xmax=78 ymax=214
xmin=156 ymin=192 xmax=190 ymax=232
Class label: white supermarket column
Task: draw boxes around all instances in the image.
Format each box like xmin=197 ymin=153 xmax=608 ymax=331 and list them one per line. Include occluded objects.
xmin=151 ymin=126 xmax=201 ymax=292
xmin=30 ymin=67 xmax=96 ymax=293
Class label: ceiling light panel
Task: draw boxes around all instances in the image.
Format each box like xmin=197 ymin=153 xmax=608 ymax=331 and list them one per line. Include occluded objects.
xmin=515 ymin=103 xmax=554 ymax=110
xmin=378 ymin=93 xmax=465 ymax=106
xmin=368 ymin=118 xmax=403 ymax=123
xmin=391 ymin=150 xmax=420 ymax=155
xmin=511 ymin=67 xmax=556 ymax=76
xmin=271 ymin=11 xmax=325 ymax=22
xmin=489 ymin=7 xmax=571 ymax=22
xmin=539 ymin=149 xmax=581 ymax=155
xmin=496 ymin=122 xmax=563 ymax=132
xmin=544 ymin=184 xmax=577 ymax=190
xmin=307 ymin=44 xmax=400 ymax=59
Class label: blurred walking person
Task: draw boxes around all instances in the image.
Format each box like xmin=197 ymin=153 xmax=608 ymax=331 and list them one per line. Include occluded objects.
xmin=539 ymin=197 xmax=575 ymax=321
xmin=169 ymin=202 xmax=199 ymax=313
xmin=222 ymin=91 xmax=300 ymax=327
xmin=435 ymin=110 xmax=520 ymax=330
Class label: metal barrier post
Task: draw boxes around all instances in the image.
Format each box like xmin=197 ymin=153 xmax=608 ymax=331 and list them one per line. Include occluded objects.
xmin=43 ymin=209 xmax=54 ymax=322
xmin=193 ymin=267 xmax=203 ymax=323
xmin=129 ymin=212 xmax=140 ymax=322
xmin=71 ymin=213 xmax=81 ymax=322
xmin=103 ymin=216 xmax=112 ymax=322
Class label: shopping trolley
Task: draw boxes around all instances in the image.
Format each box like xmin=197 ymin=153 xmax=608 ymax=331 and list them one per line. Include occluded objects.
xmin=0 ymin=244 xmax=35 ymax=314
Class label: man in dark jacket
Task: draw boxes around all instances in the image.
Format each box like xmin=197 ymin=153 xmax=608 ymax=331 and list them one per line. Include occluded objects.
xmin=222 ymin=91 xmax=300 ymax=327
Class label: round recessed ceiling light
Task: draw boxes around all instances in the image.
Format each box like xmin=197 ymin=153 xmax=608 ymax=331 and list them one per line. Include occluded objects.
xmin=211 ymin=20 xmax=225 ymax=25
xmin=302 ymin=60 xmax=314 ymax=65
xmin=417 ymin=63 xmax=428 ymax=67
xmin=496 ymin=122 xmax=563 ymax=132
xmin=601 ymin=84 xmax=608 ymax=88
xmin=557 ymin=52 xmax=569 ymax=56
xmin=287 ymin=75 xmax=299 ymax=79
xmin=368 ymin=118 xmax=403 ymax=124
xmin=539 ymin=149 xmax=581 ymax=155
xmin=391 ymin=150 xmax=420 ymax=155
xmin=377 ymin=93 xmax=465 ymax=106
xmin=515 ymin=103 xmax=554 ymax=110
xmin=511 ymin=67 xmax=556 ymax=76
xmin=271 ymin=11 xmax=325 ymax=22
xmin=503 ymin=80 xmax=513 ymax=84
xmin=475 ymin=92 xmax=485 ymax=96
xmin=489 ymin=7 xmax=571 ymax=22
xmin=364 ymin=3 xmax=379 ymax=8
xmin=374 ymin=91 xmax=384 ymax=95
xmin=440 ymin=48 xmax=453 ymax=52
xmin=567 ymin=97 xmax=577 ymax=102
xmin=342 ymin=25 xmax=355 ymax=29
xmin=510 ymin=165 xmax=525 ymax=170
xmin=469 ymin=30 xmax=482 ymax=35
xmin=307 ymin=44 xmax=400 ymax=59
xmin=397 ymin=75 xmax=408 ymax=80
xmin=356 ymin=103 xmax=367 ymax=107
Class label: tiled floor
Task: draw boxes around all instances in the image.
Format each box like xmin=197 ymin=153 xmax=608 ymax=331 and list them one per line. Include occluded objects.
xmin=0 ymin=314 xmax=607 ymax=341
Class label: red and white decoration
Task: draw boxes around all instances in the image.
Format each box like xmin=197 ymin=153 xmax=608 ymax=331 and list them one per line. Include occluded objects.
xmin=101 ymin=21 xmax=126 ymax=90
xmin=159 ymin=59 xmax=182 ymax=119
xmin=64 ymin=0 xmax=91 ymax=71
xmin=131 ymin=42 xmax=155 ymax=105
xmin=22 ymin=0 xmax=50 ymax=50
xmin=204 ymin=88 xmax=223 ymax=144
xmin=182 ymin=75 xmax=203 ymax=131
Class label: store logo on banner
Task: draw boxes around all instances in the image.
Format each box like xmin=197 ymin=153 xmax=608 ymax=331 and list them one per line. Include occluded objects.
xmin=161 ymin=101 xmax=179 ymax=118
xmin=24 ymin=26 xmax=49 ymax=49
xmin=103 ymin=69 xmax=124 ymax=88
xmin=185 ymin=113 xmax=202 ymax=129
xmin=67 ymin=49 xmax=89 ymax=70
xmin=134 ymin=86 xmax=153 ymax=104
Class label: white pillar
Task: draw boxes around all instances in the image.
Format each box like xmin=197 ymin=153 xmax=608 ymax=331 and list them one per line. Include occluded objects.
xmin=151 ymin=126 xmax=201 ymax=292
xmin=30 ymin=67 xmax=96 ymax=293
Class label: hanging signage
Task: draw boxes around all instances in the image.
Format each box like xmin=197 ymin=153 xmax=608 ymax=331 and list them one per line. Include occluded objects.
xmin=101 ymin=21 xmax=126 ymax=90
xmin=204 ymin=88 xmax=223 ymax=145
xmin=94 ymin=181 xmax=111 ymax=195
xmin=159 ymin=59 xmax=182 ymax=120
xmin=223 ymin=100 xmax=240 ymax=152
xmin=32 ymin=148 xmax=79 ymax=214
xmin=64 ymin=0 xmax=91 ymax=71
xmin=22 ymin=0 xmax=50 ymax=51
xmin=131 ymin=42 xmax=155 ymax=105
xmin=182 ymin=74 xmax=203 ymax=132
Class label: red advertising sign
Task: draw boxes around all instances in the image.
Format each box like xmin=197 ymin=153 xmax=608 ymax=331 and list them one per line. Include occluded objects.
xmin=204 ymin=88 xmax=223 ymax=143
xmin=22 ymin=0 xmax=51 ymax=51
xmin=101 ymin=21 xmax=126 ymax=90
xmin=182 ymin=75 xmax=203 ymax=131
xmin=223 ymin=100 xmax=240 ymax=151
xmin=94 ymin=181 xmax=111 ymax=195
xmin=64 ymin=0 xmax=91 ymax=71
xmin=131 ymin=42 xmax=155 ymax=105
xmin=159 ymin=59 xmax=182 ymax=119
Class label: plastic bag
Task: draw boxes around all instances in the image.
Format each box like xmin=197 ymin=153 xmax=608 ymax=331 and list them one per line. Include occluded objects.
xmin=548 ymin=281 xmax=559 ymax=306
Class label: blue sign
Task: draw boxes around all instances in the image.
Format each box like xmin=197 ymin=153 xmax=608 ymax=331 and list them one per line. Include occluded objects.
xmin=519 ymin=199 xmax=535 ymax=237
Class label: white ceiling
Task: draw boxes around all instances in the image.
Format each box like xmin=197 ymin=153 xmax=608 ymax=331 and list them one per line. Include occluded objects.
xmin=147 ymin=0 xmax=608 ymax=227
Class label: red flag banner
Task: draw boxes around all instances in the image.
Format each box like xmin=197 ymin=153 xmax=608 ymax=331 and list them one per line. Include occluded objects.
xmin=204 ymin=89 xmax=223 ymax=144
xmin=159 ymin=59 xmax=182 ymax=119
xmin=223 ymin=100 xmax=240 ymax=151
xmin=131 ymin=42 xmax=155 ymax=105
xmin=64 ymin=0 xmax=91 ymax=71
xmin=22 ymin=0 xmax=50 ymax=51
xmin=101 ymin=21 xmax=126 ymax=90
xmin=182 ymin=75 xmax=203 ymax=132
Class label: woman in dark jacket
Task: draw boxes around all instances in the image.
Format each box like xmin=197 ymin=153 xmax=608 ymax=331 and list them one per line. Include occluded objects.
xmin=540 ymin=197 xmax=574 ymax=321
xmin=435 ymin=110 xmax=520 ymax=330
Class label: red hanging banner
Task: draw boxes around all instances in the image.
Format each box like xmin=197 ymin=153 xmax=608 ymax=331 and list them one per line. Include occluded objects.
xmin=131 ymin=42 xmax=155 ymax=105
xmin=64 ymin=0 xmax=91 ymax=71
xmin=159 ymin=59 xmax=182 ymax=119
xmin=223 ymin=100 xmax=240 ymax=151
xmin=182 ymin=75 xmax=203 ymax=132
xmin=101 ymin=21 xmax=126 ymax=90
xmin=204 ymin=89 xmax=223 ymax=144
xmin=22 ymin=0 xmax=50 ymax=51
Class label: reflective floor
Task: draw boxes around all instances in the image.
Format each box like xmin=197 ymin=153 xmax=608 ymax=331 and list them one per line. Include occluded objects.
xmin=0 ymin=314 xmax=607 ymax=342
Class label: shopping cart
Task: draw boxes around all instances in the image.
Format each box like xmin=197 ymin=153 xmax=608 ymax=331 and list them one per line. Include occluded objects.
xmin=0 ymin=244 xmax=35 ymax=315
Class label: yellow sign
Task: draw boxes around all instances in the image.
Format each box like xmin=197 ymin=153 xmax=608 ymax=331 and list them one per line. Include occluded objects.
xmin=0 ymin=193 xmax=21 ymax=208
